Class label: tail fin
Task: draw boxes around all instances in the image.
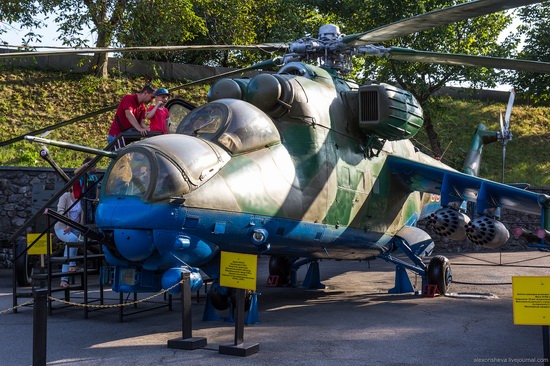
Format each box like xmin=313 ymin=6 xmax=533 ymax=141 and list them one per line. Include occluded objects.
xmin=461 ymin=124 xmax=498 ymax=176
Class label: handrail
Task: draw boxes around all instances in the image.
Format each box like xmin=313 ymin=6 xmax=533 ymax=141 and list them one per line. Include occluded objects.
xmin=8 ymin=152 xmax=108 ymax=242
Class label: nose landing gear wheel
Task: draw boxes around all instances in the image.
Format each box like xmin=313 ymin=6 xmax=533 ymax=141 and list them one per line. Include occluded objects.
xmin=427 ymin=255 xmax=452 ymax=295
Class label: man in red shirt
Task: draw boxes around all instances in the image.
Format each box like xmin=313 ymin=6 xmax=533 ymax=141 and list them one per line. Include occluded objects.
xmin=107 ymin=84 xmax=156 ymax=143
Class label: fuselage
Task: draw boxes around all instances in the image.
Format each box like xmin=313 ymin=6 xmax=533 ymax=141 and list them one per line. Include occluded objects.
xmin=96 ymin=63 xmax=448 ymax=275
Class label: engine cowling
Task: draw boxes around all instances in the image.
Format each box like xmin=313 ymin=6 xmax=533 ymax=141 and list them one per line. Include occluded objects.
xmin=358 ymin=83 xmax=424 ymax=140
xmin=465 ymin=216 xmax=510 ymax=248
xmin=427 ymin=207 xmax=470 ymax=240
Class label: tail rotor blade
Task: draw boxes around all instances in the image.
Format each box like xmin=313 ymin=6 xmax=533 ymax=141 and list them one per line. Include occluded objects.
xmin=504 ymin=88 xmax=515 ymax=131
xmin=499 ymin=110 xmax=504 ymax=138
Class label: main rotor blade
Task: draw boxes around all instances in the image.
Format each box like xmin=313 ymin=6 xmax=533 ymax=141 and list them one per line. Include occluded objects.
xmin=343 ymin=0 xmax=544 ymax=45
xmin=0 ymin=43 xmax=289 ymax=59
xmin=384 ymin=47 xmax=550 ymax=74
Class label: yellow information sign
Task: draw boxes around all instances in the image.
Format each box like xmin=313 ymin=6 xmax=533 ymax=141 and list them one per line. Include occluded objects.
xmin=26 ymin=233 xmax=53 ymax=255
xmin=512 ymin=276 xmax=550 ymax=325
xmin=220 ymin=251 xmax=257 ymax=291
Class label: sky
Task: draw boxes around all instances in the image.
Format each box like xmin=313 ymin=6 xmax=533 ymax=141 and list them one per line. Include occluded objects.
xmin=1 ymin=14 xmax=95 ymax=48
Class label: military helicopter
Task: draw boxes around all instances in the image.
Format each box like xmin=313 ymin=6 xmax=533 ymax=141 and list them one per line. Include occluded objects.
xmin=8 ymin=0 xmax=550 ymax=314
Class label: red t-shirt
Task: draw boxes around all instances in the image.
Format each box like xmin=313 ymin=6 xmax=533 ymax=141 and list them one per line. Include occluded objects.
xmin=147 ymin=106 xmax=170 ymax=134
xmin=108 ymin=94 xmax=146 ymax=136
xmin=72 ymin=181 xmax=83 ymax=199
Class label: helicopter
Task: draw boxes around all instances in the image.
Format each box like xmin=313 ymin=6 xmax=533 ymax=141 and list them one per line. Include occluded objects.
xmin=10 ymin=0 xmax=550 ymax=315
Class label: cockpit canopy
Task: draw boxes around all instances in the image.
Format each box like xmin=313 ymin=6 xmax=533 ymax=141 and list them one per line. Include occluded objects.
xmin=104 ymin=135 xmax=231 ymax=200
xmin=176 ymin=99 xmax=281 ymax=155
xmin=103 ymin=98 xmax=280 ymax=201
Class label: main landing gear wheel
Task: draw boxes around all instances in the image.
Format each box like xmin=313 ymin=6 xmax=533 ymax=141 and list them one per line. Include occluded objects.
xmin=269 ymin=256 xmax=292 ymax=285
xmin=427 ymin=255 xmax=452 ymax=295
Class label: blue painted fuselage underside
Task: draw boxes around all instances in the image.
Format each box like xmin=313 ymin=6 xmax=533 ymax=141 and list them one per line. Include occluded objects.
xmin=96 ymin=196 xmax=394 ymax=270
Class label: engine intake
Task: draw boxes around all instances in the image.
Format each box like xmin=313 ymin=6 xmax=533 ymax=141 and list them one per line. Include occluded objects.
xmin=465 ymin=216 xmax=510 ymax=248
xmin=358 ymin=83 xmax=424 ymax=140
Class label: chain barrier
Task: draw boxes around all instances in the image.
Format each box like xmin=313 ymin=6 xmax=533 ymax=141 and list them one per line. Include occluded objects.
xmin=47 ymin=279 xmax=184 ymax=309
xmin=0 ymin=300 xmax=34 ymax=315
xmin=0 ymin=279 xmax=184 ymax=314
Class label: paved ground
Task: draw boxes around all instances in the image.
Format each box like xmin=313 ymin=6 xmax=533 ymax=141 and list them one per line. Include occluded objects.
xmin=1 ymin=251 xmax=549 ymax=365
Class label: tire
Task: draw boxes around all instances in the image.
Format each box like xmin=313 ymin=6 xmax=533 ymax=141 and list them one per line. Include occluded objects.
xmin=209 ymin=282 xmax=230 ymax=311
xmin=268 ymin=256 xmax=292 ymax=285
xmin=15 ymin=239 xmax=32 ymax=287
xmin=427 ymin=255 xmax=452 ymax=294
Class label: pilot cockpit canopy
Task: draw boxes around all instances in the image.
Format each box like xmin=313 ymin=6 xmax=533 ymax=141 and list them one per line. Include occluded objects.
xmin=175 ymin=99 xmax=281 ymax=155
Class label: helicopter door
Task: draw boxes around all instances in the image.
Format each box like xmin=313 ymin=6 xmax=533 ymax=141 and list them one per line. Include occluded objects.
xmin=165 ymin=98 xmax=196 ymax=134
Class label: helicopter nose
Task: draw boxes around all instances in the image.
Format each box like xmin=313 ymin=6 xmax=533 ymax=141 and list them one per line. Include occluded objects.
xmin=113 ymin=228 xmax=155 ymax=261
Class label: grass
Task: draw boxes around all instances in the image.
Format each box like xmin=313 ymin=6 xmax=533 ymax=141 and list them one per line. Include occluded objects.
xmin=413 ymin=97 xmax=550 ymax=186
xmin=0 ymin=65 xmax=548 ymax=186
xmin=0 ymin=65 xmax=208 ymax=168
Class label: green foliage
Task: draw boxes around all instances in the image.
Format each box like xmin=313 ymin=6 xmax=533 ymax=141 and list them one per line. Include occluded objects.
xmin=504 ymin=3 xmax=550 ymax=104
xmin=0 ymin=1 xmax=44 ymax=44
xmin=413 ymin=97 xmax=550 ymax=186
xmin=315 ymin=0 xmax=515 ymax=155
xmin=174 ymin=0 xmax=334 ymax=68
xmin=116 ymin=0 xmax=206 ymax=63
xmin=0 ymin=65 xmax=208 ymax=169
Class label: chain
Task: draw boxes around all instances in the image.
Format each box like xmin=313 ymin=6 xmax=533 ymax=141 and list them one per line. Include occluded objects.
xmin=0 ymin=300 xmax=34 ymax=315
xmin=47 ymin=279 xmax=184 ymax=309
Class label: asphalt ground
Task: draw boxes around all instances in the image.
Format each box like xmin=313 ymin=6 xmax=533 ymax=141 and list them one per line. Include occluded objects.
xmin=1 ymin=251 xmax=549 ymax=366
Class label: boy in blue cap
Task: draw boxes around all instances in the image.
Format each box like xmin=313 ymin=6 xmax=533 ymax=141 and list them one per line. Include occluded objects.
xmin=146 ymin=88 xmax=171 ymax=134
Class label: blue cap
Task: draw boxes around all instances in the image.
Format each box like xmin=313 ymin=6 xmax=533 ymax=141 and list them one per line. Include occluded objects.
xmin=154 ymin=88 xmax=170 ymax=96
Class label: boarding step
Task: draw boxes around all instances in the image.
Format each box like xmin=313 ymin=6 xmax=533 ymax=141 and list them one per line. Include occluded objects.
xmin=31 ymin=268 xmax=99 ymax=280
xmin=49 ymin=254 xmax=105 ymax=263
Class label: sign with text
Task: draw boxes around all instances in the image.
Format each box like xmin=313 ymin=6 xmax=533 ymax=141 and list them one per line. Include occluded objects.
xmin=26 ymin=233 xmax=53 ymax=255
xmin=220 ymin=251 xmax=257 ymax=291
xmin=512 ymin=276 xmax=550 ymax=325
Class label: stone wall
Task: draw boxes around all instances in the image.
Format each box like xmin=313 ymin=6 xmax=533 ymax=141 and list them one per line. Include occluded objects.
xmin=0 ymin=166 xmax=93 ymax=268
xmin=0 ymin=166 xmax=548 ymax=268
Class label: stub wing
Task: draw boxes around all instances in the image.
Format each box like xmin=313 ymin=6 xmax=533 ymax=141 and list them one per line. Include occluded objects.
xmin=387 ymin=155 xmax=550 ymax=216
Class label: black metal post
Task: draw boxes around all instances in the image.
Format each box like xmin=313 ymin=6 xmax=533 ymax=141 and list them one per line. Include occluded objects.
xmin=234 ymin=288 xmax=245 ymax=345
xmin=33 ymin=289 xmax=47 ymax=366
xmin=167 ymin=272 xmax=206 ymax=350
xmin=543 ymin=326 xmax=549 ymax=366
xmin=219 ymin=288 xmax=259 ymax=357
xmin=182 ymin=272 xmax=192 ymax=339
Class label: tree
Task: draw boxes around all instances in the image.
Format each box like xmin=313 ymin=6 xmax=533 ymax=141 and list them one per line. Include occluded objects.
xmin=160 ymin=0 xmax=333 ymax=68
xmin=41 ymin=0 xmax=137 ymax=78
xmin=506 ymin=3 xmax=550 ymax=104
xmin=0 ymin=1 xmax=45 ymax=45
xmin=1 ymin=0 xmax=206 ymax=78
xmin=115 ymin=0 xmax=206 ymax=63
xmin=313 ymin=0 xmax=514 ymax=157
